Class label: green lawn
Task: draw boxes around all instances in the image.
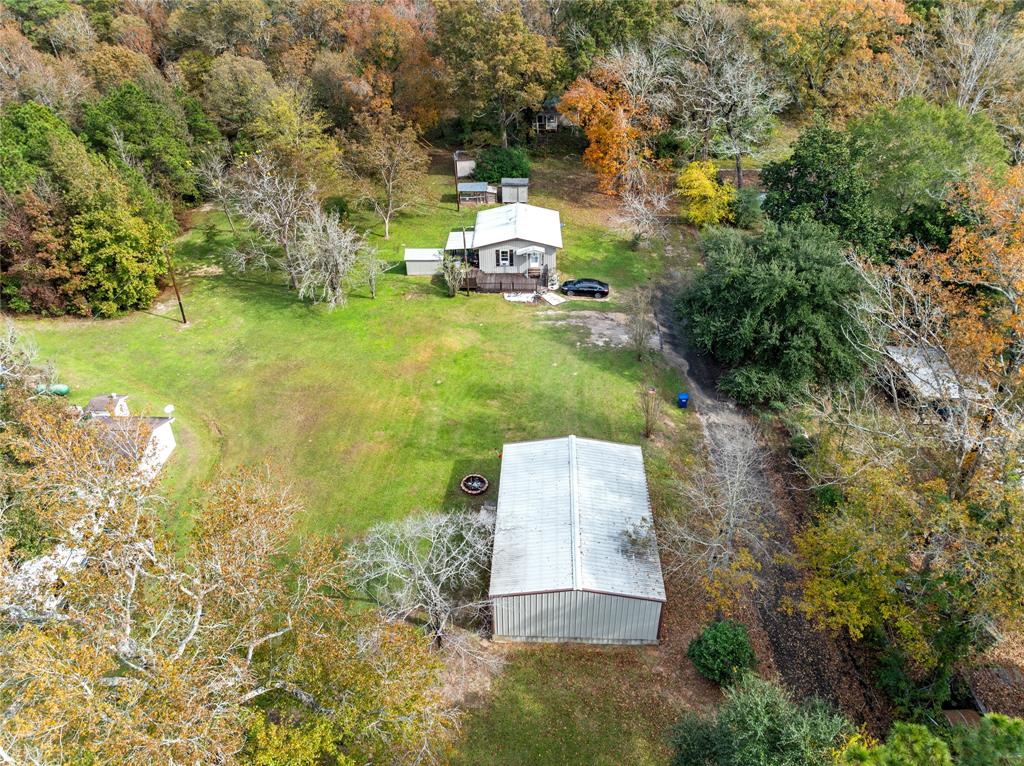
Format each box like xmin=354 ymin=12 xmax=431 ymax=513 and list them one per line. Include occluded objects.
xmin=453 ymin=646 xmax=680 ymax=766
xmin=11 ymin=154 xmax=697 ymax=763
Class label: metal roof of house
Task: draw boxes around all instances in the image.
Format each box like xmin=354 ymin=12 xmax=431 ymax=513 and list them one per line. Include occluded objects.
xmin=489 ymin=435 xmax=665 ymax=602
xmin=403 ymin=247 xmax=443 ymax=262
xmin=457 ymin=181 xmax=494 ymax=193
xmin=501 ymin=177 xmax=529 ymax=186
xmin=884 ymin=345 xmax=982 ymax=401
xmin=445 ymin=229 xmax=475 ymax=251
xmin=472 ymin=202 xmax=562 ymax=249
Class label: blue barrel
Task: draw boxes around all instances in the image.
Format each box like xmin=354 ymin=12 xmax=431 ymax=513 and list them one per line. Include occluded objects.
xmin=677 ymin=392 xmax=689 ymax=409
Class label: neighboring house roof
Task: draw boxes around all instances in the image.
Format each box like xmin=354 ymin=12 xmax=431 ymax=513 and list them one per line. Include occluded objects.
xmin=457 ymin=181 xmax=494 ymax=193
xmin=489 ymin=435 xmax=665 ymax=602
xmin=884 ymin=345 xmax=983 ymax=401
xmin=445 ymin=229 xmax=475 ymax=251
xmin=84 ymin=393 xmax=127 ymax=414
xmin=403 ymin=248 xmax=443 ymax=262
xmin=501 ymin=177 xmax=529 ymax=187
xmin=473 ymin=203 xmax=562 ymax=249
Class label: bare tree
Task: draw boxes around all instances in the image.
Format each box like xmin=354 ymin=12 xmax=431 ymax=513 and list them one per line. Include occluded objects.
xmin=347 ymin=510 xmax=495 ymax=648
xmin=355 ymin=248 xmax=391 ymax=300
xmin=669 ymin=1 xmax=787 ymax=186
xmin=345 ymin=111 xmax=428 ymax=240
xmin=195 ymin=153 xmax=239 ymax=236
xmin=658 ymin=422 xmax=771 ymax=600
xmin=638 ymin=385 xmax=660 ymax=439
xmin=441 ymin=252 xmax=468 ymax=298
xmin=626 ymin=287 xmax=656 ymax=361
xmin=231 ymin=154 xmax=318 ymax=288
xmin=848 ymin=254 xmax=1024 ymax=500
xmin=291 ymin=207 xmax=369 ymax=309
xmin=618 ymin=180 xmax=672 ymax=247
xmin=937 ymin=2 xmax=1024 ymax=115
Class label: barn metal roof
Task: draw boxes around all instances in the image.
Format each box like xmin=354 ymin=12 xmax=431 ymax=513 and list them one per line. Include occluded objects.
xmin=489 ymin=436 xmax=666 ymax=602
xmin=457 ymin=181 xmax=493 ymax=193
xmin=500 ymin=177 xmax=529 ymax=186
xmin=472 ymin=202 xmax=562 ymax=249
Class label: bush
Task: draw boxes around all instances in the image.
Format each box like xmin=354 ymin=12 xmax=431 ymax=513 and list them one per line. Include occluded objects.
xmin=473 ymin=145 xmax=530 ymax=183
xmin=679 ymin=221 xmax=864 ymax=405
xmin=687 ymin=620 xmax=756 ymax=686
xmin=677 ymin=160 xmax=734 ymax=227
xmin=730 ymin=187 xmax=763 ymax=230
xmin=953 ymin=714 xmax=1024 ymax=766
xmin=671 ymin=674 xmax=853 ymax=766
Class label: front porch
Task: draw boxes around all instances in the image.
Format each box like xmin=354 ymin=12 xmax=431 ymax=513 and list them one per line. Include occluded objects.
xmin=466 ymin=268 xmax=542 ymax=294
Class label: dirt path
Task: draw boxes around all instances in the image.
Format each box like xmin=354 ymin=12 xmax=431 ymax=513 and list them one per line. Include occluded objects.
xmin=653 ymin=270 xmax=891 ymax=733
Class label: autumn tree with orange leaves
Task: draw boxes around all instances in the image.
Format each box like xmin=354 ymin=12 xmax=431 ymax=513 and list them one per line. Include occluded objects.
xmin=560 ymin=40 xmax=675 ymax=193
xmin=748 ymin=0 xmax=912 ymax=108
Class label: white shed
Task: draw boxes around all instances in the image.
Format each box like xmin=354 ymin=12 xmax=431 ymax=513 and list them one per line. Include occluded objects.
xmin=489 ymin=435 xmax=665 ymax=645
xmin=500 ymin=177 xmax=529 ymax=204
xmin=404 ymin=247 xmax=443 ymax=276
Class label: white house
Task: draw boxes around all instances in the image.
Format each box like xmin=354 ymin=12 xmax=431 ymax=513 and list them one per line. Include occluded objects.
xmin=84 ymin=393 xmax=176 ymax=479
xmin=489 ymin=435 xmax=666 ymax=645
xmin=444 ymin=202 xmax=562 ymax=278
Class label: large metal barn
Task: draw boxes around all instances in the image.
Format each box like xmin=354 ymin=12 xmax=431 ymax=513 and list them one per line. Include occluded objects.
xmin=489 ymin=436 xmax=666 ymax=645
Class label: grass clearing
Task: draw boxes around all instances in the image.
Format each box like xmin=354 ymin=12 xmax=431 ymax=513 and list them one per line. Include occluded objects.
xmin=11 ymin=153 xmax=702 ymax=763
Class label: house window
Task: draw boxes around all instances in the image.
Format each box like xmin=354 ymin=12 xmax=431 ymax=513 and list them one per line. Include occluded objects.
xmin=497 ymin=249 xmax=512 ymax=267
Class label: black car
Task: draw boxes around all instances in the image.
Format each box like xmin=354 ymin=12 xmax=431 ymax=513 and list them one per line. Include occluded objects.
xmin=561 ymin=278 xmax=610 ymax=298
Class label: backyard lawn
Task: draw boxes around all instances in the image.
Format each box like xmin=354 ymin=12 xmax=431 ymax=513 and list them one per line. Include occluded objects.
xmin=12 ymin=153 xmax=698 ymax=763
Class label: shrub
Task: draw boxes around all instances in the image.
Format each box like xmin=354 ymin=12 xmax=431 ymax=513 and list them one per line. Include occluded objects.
xmin=730 ymin=187 xmax=763 ymax=230
xmin=679 ymin=221 xmax=864 ymax=405
xmin=687 ymin=620 xmax=756 ymax=686
xmin=953 ymin=714 xmax=1024 ymax=766
xmin=671 ymin=674 xmax=853 ymax=766
xmin=473 ymin=145 xmax=530 ymax=183
xmin=840 ymin=722 xmax=952 ymax=765
xmin=677 ymin=160 xmax=734 ymax=227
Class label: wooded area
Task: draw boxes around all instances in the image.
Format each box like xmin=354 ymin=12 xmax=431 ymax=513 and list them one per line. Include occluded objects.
xmin=4 ymin=0 xmax=1024 ymax=763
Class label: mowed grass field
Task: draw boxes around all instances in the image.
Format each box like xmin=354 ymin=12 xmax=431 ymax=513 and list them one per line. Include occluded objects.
xmin=12 ymin=153 xmax=696 ymax=764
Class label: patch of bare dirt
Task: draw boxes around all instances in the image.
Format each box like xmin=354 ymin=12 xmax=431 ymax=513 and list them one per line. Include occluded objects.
xmin=189 ymin=264 xmax=224 ymax=276
xmin=536 ymin=309 xmax=662 ymax=350
xmin=967 ymin=632 xmax=1024 ymax=717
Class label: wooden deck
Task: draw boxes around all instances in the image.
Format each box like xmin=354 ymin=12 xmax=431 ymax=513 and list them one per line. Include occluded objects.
xmin=466 ymin=268 xmax=541 ymax=294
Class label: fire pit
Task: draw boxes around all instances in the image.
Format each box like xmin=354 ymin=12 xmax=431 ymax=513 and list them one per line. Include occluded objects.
xmin=460 ymin=474 xmax=489 ymax=495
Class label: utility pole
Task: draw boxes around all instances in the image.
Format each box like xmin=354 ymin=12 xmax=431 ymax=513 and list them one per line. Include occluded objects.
xmin=453 ymin=151 xmax=461 ymax=212
xmin=163 ymin=247 xmax=187 ymax=325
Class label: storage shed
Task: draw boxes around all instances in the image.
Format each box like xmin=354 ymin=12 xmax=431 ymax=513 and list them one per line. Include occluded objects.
xmin=489 ymin=435 xmax=665 ymax=645
xmin=453 ymin=150 xmax=476 ymax=178
xmin=457 ymin=181 xmax=497 ymax=206
xmin=403 ymin=248 xmax=443 ymax=276
xmin=500 ymin=177 xmax=529 ymax=204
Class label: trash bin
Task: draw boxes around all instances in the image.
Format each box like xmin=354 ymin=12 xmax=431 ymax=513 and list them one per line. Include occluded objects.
xmin=677 ymin=392 xmax=689 ymax=409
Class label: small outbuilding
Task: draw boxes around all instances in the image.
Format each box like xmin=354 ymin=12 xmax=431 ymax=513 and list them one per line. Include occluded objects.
xmin=489 ymin=435 xmax=665 ymax=645
xmin=457 ymin=181 xmax=497 ymax=206
xmin=453 ymin=150 xmax=476 ymax=179
xmin=500 ymin=177 xmax=529 ymax=204
xmin=403 ymin=247 xmax=443 ymax=276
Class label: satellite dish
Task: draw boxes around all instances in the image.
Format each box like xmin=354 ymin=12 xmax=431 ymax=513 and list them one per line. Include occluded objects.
xmin=163 ymin=404 xmax=175 ymax=415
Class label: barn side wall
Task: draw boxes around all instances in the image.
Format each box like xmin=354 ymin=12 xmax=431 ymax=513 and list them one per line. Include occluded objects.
xmin=493 ymin=590 xmax=661 ymax=645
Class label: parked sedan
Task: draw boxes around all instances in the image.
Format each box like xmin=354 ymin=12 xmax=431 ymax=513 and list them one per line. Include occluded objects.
xmin=561 ymin=278 xmax=610 ymax=298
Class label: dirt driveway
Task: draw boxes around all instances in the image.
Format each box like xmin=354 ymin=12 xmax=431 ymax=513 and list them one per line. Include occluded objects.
xmin=653 ymin=271 xmax=893 ymax=733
